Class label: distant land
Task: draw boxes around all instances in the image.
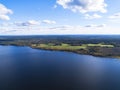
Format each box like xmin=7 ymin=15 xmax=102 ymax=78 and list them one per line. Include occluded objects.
xmin=0 ymin=35 xmax=120 ymax=58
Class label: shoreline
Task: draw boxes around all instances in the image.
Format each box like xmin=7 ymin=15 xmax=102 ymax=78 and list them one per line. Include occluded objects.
xmin=0 ymin=44 xmax=120 ymax=59
xmin=31 ymin=46 xmax=119 ymax=59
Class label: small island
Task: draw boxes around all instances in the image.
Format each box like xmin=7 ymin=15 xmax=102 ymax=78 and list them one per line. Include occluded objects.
xmin=0 ymin=35 xmax=120 ymax=58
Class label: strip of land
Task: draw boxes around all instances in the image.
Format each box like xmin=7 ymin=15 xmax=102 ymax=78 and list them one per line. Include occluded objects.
xmin=0 ymin=35 xmax=120 ymax=58
xmin=30 ymin=43 xmax=116 ymax=58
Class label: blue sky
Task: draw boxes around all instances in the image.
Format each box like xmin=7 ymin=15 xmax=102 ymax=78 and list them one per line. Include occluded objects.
xmin=0 ymin=0 xmax=120 ymax=35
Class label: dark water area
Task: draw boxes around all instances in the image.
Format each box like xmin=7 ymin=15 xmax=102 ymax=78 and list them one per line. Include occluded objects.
xmin=0 ymin=46 xmax=120 ymax=90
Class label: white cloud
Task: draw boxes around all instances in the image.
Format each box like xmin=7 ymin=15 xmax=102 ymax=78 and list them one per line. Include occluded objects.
xmin=85 ymin=14 xmax=102 ymax=19
xmin=109 ymin=13 xmax=120 ymax=19
xmin=27 ymin=20 xmax=40 ymax=25
xmin=85 ymin=24 xmax=106 ymax=27
xmin=85 ymin=24 xmax=96 ymax=27
xmin=49 ymin=25 xmax=74 ymax=30
xmin=0 ymin=3 xmax=13 ymax=20
xmin=15 ymin=20 xmax=40 ymax=26
xmin=1 ymin=24 xmax=120 ymax=35
xmin=97 ymin=24 xmax=106 ymax=27
xmin=42 ymin=20 xmax=56 ymax=24
xmin=56 ymin=0 xmax=107 ymax=13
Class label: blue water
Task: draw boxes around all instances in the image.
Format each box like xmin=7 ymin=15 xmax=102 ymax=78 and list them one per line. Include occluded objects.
xmin=0 ymin=46 xmax=120 ymax=90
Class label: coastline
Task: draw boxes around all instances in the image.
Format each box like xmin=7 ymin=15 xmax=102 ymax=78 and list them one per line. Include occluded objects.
xmin=0 ymin=44 xmax=120 ymax=59
xmin=31 ymin=46 xmax=119 ymax=59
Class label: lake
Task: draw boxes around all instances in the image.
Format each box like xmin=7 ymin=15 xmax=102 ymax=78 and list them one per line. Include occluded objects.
xmin=0 ymin=46 xmax=120 ymax=90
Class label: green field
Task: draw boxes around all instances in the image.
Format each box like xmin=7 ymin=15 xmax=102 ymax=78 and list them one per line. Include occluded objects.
xmin=31 ymin=43 xmax=114 ymax=51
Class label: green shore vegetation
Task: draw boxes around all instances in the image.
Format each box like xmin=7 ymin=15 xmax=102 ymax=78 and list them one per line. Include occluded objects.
xmin=0 ymin=36 xmax=120 ymax=58
xmin=31 ymin=43 xmax=114 ymax=51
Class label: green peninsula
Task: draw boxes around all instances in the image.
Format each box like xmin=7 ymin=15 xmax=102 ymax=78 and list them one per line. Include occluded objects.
xmin=0 ymin=35 xmax=120 ymax=58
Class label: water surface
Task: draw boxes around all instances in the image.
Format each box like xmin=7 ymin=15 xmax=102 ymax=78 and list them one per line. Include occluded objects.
xmin=0 ymin=46 xmax=120 ymax=90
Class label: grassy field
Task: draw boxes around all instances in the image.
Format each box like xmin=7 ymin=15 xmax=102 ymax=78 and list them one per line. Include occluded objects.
xmin=31 ymin=43 xmax=114 ymax=51
xmin=82 ymin=43 xmax=114 ymax=47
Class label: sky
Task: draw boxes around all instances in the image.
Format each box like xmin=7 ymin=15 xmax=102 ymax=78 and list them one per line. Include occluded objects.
xmin=0 ymin=0 xmax=120 ymax=35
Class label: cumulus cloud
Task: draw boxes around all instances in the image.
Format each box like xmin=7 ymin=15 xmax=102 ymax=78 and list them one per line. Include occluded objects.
xmin=26 ymin=20 xmax=40 ymax=25
xmin=0 ymin=3 xmax=13 ymax=20
xmin=42 ymin=20 xmax=56 ymax=24
xmin=56 ymin=0 xmax=107 ymax=13
xmin=85 ymin=14 xmax=102 ymax=19
xmin=109 ymin=13 xmax=120 ymax=19
xmin=15 ymin=20 xmax=56 ymax=27
xmin=15 ymin=20 xmax=40 ymax=26
xmin=85 ymin=24 xmax=106 ymax=27
xmin=49 ymin=25 xmax=73 ymax=30
xmin=97 ymin=24 xmax=106 ymax=27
